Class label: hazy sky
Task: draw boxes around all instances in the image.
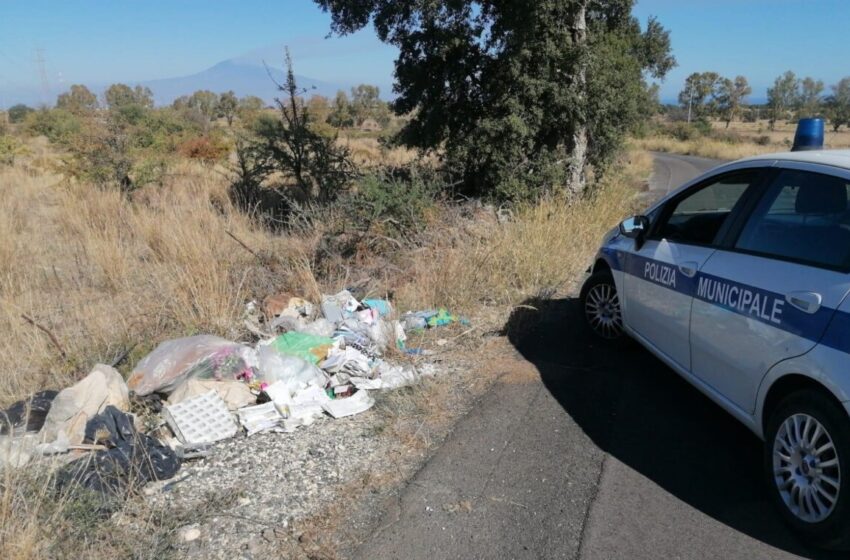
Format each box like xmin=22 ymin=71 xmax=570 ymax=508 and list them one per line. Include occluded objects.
xmin=1 ymin=0 xmax=848 ymax=103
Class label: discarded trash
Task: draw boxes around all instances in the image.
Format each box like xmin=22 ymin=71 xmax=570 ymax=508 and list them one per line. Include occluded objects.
xmin=322 ymin=390 xmax=374 ymax=419
xmin=257 ymin=345 xmax=330 ymax=390
xmin=1 ymin=390 xmax=58 ymax=435
xmin=297 ymin=318 xmax=336 ymax=338
xmin=40 ymin=364 xmax=129 ymax=446
xmin=128 ymin=335 xmax=254 ymax=396
xmin=268 ymin=331 xmax=335 ymax=365
xmin=428 ymin=308 xmax=459 ymax=327
xmin=261 ymin=380 xmax=293 ymax=416
xmin=168 ymin=379 xmax=256 ymax=411
xmin=57 ymin=405 xmax=179 ymax=498
xmin=284 ymin=385 xmax=331 ymax=431
xmin=163 ymin=390 xmax=238 ymax=446
xmin=263 ymin=293 xmax=314 ymax=319
xmin=320 ymin=346 xmax=372 ymax=378
xmin=363 ymin=298 xmax=392 ymax=317
xmin=237 ymin=402 xmax=283 ymax=436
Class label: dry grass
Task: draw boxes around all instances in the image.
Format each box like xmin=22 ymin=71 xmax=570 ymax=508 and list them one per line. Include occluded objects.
xmin=394 ymin=150 xmax=651 ymax=312
xmin=0 ymin=141 xmax=650 ymax=558
xmin=634 ymin=119 xmax=850 ymax=161
xmin=0 ymin=156 xmax=325 ymax=405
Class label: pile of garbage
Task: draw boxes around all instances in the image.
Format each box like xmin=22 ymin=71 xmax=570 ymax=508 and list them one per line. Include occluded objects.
xmin=0 ymin=290 xmax=463 ymax=501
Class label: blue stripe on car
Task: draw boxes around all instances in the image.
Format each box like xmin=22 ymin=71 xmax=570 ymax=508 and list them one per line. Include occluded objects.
xmin=598 ymin=246 xmax=849 ymax=354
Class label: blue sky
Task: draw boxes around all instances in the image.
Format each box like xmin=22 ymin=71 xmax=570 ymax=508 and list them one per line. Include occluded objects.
xmin=0 ymin=0 xmax=848 ymax=104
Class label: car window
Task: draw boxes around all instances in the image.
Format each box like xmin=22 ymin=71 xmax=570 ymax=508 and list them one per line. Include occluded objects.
xmin=654 ymin=171 xmax=757 ymax=246
xmin=735 ymin=169 xmax=850 ymax=269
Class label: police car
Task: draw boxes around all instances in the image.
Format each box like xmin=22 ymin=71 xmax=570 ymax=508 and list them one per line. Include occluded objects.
xmin=581 ymin=119 xmax=850 ymax=547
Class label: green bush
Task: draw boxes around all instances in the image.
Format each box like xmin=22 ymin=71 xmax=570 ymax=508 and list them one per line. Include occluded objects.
xmin=0 ymin=135 xmax=22 ymax=166
xmin=345 ymin=169 xmax=441 ymax=236
xmin=24 ymin=108 xmax=81 ymax=145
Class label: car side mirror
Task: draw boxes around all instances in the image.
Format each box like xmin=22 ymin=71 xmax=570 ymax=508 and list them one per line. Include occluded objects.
xmin=619 ymin=215 xmax=649 ymax=239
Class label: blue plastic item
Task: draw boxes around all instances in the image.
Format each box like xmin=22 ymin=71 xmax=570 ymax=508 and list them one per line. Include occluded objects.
xmin=792 ymin=118 xmax=825 ymax=152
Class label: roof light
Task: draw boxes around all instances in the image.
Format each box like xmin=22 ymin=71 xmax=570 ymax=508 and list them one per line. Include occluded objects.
xmin=792 ymin=118 xmax=825 ymax=152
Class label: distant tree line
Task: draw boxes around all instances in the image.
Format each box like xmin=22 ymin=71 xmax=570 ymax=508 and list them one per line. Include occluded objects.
xmin=678 ymin=71 xmax=850 ymax=131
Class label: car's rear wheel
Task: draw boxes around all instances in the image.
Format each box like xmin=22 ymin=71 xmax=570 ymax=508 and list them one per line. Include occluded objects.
xmin=764 ymin=389 xmax=850 ymax=549
xmin=580 ymin=270 xmax=624 ymax=340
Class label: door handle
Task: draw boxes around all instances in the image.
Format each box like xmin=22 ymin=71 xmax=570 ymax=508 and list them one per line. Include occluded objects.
xmin=678 ymin=261 xmax=698 ymax=278
xmin=786 ymin=291 xmax=822 ymax=314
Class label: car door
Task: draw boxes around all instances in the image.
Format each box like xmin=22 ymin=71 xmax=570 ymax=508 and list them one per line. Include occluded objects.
xmin=690 ymin=165 xmax=850 ymax=414
xmin=623 ymin=169 xmax=765 ymax=370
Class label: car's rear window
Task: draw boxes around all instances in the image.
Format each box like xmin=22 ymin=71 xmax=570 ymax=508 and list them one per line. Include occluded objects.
xmin=735 ymin=169 xmax=850 ymax=269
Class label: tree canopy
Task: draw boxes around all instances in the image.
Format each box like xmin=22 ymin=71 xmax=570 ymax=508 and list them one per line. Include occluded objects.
xmin=314 ymin=0 xmax=674 ymax=199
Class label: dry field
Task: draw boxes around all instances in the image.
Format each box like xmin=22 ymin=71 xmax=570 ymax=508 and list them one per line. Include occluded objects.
xmin=0 ymin=139 xmax=649 ymax=558
xmin=634 ymin=119 xmax=850 ymax=160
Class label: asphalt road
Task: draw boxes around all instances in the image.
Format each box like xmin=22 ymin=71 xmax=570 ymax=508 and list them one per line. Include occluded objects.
xmin=352 ymin=154 xmax=843 ymax=559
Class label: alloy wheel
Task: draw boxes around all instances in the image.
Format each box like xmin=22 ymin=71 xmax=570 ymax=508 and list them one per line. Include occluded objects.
xmin=584 ymin=282 xmax=623 ymax=339
xmin=773 ymin=413 xmax=841 ymax=523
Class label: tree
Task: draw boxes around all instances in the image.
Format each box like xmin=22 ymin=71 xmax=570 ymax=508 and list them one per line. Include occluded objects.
xmin=767 ymin=71 xmax=799 ymax=129
xmin=238 ymin=50 xmax=356 ymax=203
xmin=105 ymin=83 xmax=153 ymax=110
xmin=797 ymin=76 xmax=824 ymax=118
xmin=350 ymin=84 xmax=380 ymax=126
xmin=714 ymin=76 xmax=751 ymax=128
xmin=328 ymin=90 xmax=352 ymax=128
xmin=825 ymin=77 xmax=850 ymax=132
xmin=307 ymin=95 xmax=332 ymax=126
xmin=7 ymin=103 xmax=34 ymax=124
xmin=314 ymin=0 xmax=674 ymax=198
xmin=217 ymin=90 xmax=238 ymax=126
xmin=237 ymin=95 xmax=265 ymax=126
xmin=187 ymin=90 xmax=219 ymax=121
xmin=677 ymin=72 xmax=721 ymax=121
xmin=56 ymin=84 xmax=98 ymax=115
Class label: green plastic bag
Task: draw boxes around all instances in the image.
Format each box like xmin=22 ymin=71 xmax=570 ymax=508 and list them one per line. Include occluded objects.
xmin=269 ymin=332 xmax=335 ymax=365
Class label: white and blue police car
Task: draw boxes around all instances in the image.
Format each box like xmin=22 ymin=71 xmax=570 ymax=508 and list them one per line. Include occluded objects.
xmin=581 ymin=119 xmax=850 ymax=547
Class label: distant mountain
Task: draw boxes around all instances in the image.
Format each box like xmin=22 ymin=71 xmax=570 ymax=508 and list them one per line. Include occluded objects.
xmin=140 ymin=59 xmax=348 ymax=105
xmin=0 ymin=58 xmax=363 ymax=108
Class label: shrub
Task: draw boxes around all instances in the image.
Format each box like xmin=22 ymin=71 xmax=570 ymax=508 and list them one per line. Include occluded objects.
xmin=0 ymin=135 xmax=22 ymax=166
xmin=7 ymin=103 xmax=34 ymax=124
xmin=178 ymin=135 xmax=229 ymax=165
xmin=24 ymin=108 xmax=81 ymax=145
xmin=755 ymin=135 xmax=772 ymax=146
xmin=343 ymin=168 xmax=442 ymax=238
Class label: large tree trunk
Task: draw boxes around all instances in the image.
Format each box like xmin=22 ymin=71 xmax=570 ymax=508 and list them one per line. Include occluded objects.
xmin=567 ymin=1 xmax=588 ymax=197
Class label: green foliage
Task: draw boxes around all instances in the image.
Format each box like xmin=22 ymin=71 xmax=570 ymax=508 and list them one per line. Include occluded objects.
xmin=105 ymin=83 xmax=154 ymax=110
xmin=825 ymin=77 xmax=850 ymax=132
xmin=767 ymin=71 xmax=799 ymax=129
xmin=8 ymin=103 xmax=34 ymax=124
xmin=344 ymin=169 xmax=441 ymax=236
xmin=315 ymin=0 xmax=674 ymax=200
xmin=798 ymin=77 xmax=825 ymax=118
xmin=236 ymin=95 xmax=266 ymax=129
xmin=24 ymin=108 xmax=81 ymax=145
xmin=678 ymin=72 xmax=721 ymax=119
xmin=329 ymin=90 xmax=353 ymax=128
xmin=217 ymin=90 xmax=239 ymax=126
xmin=236 ymin=50 xmax=357 ymax=204
xmin=56 ymin=84 xmax=99 ymax=115
xmin=0 ymin=134 xmax=23 ymax=166
xmin=714 ymin=76 xmax=751 ymax=127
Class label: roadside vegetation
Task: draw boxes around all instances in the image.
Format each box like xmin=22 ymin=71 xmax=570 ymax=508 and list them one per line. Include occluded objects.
xmin=636 ymin=70 xmax=850 ymax=160
xmin=0 ymin=2 xmax=668 ymax=557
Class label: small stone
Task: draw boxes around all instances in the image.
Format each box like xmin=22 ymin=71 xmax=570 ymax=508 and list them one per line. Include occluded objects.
xmin=177 ymin=525 xmax=201 ymax=543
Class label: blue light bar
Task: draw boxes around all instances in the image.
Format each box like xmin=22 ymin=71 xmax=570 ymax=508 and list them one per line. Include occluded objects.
xmin=792 ymin=118 xmax=825 ymax=152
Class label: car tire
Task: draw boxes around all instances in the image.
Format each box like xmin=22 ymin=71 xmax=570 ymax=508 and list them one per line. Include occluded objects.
xmin=764 ymin=389 xmax=850 ymax=549
xmin=580 ymin=269 xmax=624 ymax=340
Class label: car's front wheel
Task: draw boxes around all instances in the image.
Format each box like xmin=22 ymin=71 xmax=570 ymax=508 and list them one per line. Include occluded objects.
xmin=764 ymin=389 xmax=850 ymax=549
xmin=580 ymin=270 xmax=624 ymax=340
